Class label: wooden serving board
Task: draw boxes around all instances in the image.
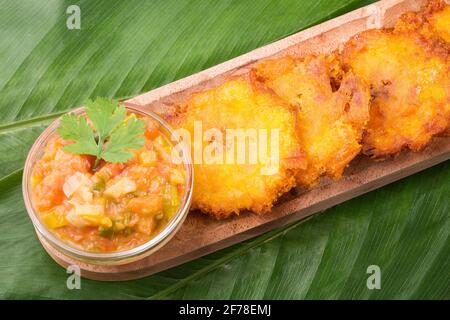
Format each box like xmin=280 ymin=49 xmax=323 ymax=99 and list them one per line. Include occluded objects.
xmin=40 ymin=0 xmax=450 ymax=281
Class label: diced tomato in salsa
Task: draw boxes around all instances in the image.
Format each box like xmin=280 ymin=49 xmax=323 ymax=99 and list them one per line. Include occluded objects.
xmin=30 ymin=115 xmax=185 ymax=253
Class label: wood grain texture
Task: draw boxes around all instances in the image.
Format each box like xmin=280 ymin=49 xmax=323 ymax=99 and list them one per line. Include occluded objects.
xmin=39 ymin=0 xmax=450 ymax=280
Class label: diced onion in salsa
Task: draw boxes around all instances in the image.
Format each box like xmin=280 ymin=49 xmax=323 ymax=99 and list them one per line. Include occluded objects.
xmin=30 ymin=115 xmax=186 ymax=253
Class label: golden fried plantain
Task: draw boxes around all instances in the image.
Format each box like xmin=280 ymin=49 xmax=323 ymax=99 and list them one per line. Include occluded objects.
xmin=253 ymin=54 xmax=370 ymax=186
xmin=396 ymin=0 xmax=450 ymax=43
xmin=174 ymin=78 xmax=305 ymax=218
xmin=341 ymin=28 xmax=450 ymax=157
xmin=427 ymin=2 xmax=450 ymax=42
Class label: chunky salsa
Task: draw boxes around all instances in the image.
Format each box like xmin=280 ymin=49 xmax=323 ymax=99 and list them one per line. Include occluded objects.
xmin=30 ymin=115 xmax=186 ymax=252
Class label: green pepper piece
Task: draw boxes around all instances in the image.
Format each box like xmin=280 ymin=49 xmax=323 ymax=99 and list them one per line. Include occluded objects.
xmin=98 ymin=225 xmax=114 ymax=239
xmin=163 ymin=183 xmax=180 ymax=219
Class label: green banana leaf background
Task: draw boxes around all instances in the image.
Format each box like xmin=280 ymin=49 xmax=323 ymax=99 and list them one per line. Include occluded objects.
xmin=0 ymin=0 xmax=448 ymax=299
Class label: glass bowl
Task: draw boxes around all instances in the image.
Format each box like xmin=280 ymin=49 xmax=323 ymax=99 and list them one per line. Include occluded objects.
xmin=22 ymin=106 xmax=193 ymax=265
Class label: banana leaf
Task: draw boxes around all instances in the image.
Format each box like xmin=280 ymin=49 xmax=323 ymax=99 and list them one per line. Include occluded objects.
xmin=0 ymin=0 xmax=448 ymax=299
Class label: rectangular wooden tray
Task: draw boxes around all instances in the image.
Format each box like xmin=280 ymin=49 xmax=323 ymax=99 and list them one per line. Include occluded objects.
xmin=41 ymin=0 xmax=450 ymax=280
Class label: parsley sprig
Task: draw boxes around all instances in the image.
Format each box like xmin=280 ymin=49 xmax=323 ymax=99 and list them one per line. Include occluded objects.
xmin=58 ymin=98 xmax=145 ymax=170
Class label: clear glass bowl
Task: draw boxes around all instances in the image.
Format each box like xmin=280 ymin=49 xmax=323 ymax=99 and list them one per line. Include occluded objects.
xmin=22 ymin=106 xmax=193 ymax=265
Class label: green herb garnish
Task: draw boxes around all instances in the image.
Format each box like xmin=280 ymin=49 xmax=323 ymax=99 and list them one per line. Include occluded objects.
xmin=58 ymin=98 xmax=145 ymax=170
